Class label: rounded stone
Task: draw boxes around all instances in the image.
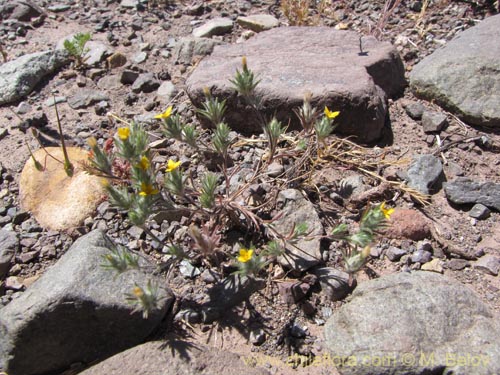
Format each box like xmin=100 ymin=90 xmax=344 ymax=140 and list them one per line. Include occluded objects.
xmin=19 ymin=147 xmax=106 ymax=231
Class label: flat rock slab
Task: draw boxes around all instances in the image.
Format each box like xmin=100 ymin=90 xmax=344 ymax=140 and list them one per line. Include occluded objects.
xmin=79 ymin=340 xmax=270 ymax=375
xmin=84 ymin=40 xmax=114 ymax=66
xmin=172 ymin=37 xmax=222 ymax=65
xmin=68 ymin=89 xmax=109 ymax=109
xmin=192 ymin=17 xmax=233 ymax=38
xmin=47 ymin=3 xmax=70 ymax=12
xmin=236 ymin=14 xmax=280 ymax=32
xmin=324 ymin=271 xmax=500 ymax=375
xmin=444 ymin=177 xmax=500 ymax=211
xmin=410 ymin=14 xmax=500 ymax=128
xmin=186 ymin=27 xmax=405 ymax=142
xmin=0 ymin=50 xmax=69 ymax=105
xmin=0 ymin=230 xmax=173 ymax=375
xmin=19 ymin=147 xmax=106 ymax=231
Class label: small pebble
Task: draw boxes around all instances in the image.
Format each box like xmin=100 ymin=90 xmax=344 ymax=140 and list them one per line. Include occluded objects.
xmin=468 ymin=204 xmax=490 ymax=220
xmin=250 ymin=328 xmax=266 ymax=346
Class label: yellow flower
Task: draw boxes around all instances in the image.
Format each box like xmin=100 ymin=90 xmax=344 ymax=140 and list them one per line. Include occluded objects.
xmin=324 ymin=106 xmax=340 ymax=120
xmin=117 ymin=127 xmax=130 ymax=140
xmin=166 ymin=159 xmax=181 ymax=172
xmin=138 ymin=156 xmax=150 ymax=170
xmin=154 ymin=106 xmax=173 ymax=120
xmin=132 ymin=286 xmax=144 ymax=298
xmin=237 ymin=248 xmax=253 ymax=263
xmin=380 ymin=202 xmax=395 ymax=220
xmin=139 ymin=182 xmax=159 ymax=196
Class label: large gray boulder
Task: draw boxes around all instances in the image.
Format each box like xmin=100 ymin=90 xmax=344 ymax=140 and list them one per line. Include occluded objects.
xmin=324 ymin=271 xmax=500 ymax=375
xmin=79 ymin=340 xmax=271 ymax=375
xmin=0 ymin=50 xmax=69 ymax=105
xmin=410 ymin=14 xmax=500 ymax=128
xmin=186 ymin=27 xmax=405 ymax=143
xmin=0 ymin=230 xmax=173 ymax=375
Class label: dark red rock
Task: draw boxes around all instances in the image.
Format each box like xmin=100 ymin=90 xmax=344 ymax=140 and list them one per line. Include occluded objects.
xmin=384 ymin=208 xmax=431 ymax=241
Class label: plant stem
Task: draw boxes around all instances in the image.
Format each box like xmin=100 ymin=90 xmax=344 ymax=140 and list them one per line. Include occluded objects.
xmin=141 ymin=225 xmax=168 ymax=250
xmin=54 ymin=98 xmax=74 ymax=177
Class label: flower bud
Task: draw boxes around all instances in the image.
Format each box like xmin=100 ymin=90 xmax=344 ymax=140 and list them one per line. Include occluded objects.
xmin=87 ymin=136 xmax=97 ymax=148
xmin=100 ymin=178 xmax=110 ymax=188
xmin=361 ymin=246 xmax=371 ymax=258
xmin=132 ymin=286 xmax=144 ymax=298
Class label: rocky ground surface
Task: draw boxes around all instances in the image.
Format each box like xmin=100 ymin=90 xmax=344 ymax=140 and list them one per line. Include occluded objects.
xmin=0 ymin=1 xmax=500 ymax=375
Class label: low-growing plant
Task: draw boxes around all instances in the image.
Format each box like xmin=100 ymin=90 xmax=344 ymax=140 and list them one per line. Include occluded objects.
xmin=414 ymin=0 xmax=431 ymax=38
xmin=372 ymin=0 xmax=403 ymax=39
xmin=63 ymin=32 xmax=91 ymax=67
xmin=84 ymin=57 xmax=395 ymax=318
xmin=331 ymin=202 xmax=394 ymax=276
xmin=125 ymin=281 xmax=160 ymax=319
xmin=293 ymin=91 xmax=319 ymax=134
xmin=101 ymin=243 xmax=140 ymax=274
xmin=281 ymin=0 xmax=312 ymax=26
xmin=197 ymin=88 xmax=227 ymax=127
xmin=280 ymin=0 xmax=334 ymax=26
xmin=264 ymin=117 xmax=287 ymax=162
xmin=234 ymin=246 xmax=267 ymax=277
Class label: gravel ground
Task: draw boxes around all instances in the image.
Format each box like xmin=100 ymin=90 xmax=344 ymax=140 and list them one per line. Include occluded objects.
xmin=0 ymin=1 xmax=499 ymax=374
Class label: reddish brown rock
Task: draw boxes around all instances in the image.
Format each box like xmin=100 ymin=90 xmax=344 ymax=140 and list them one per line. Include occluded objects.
xmin=107 ymin=52 xmax=127 ymax=69
xmin=186 ymin=27 xmax=405 ymax=142
xmin=384 ymin=208 xmax=431 ymax=241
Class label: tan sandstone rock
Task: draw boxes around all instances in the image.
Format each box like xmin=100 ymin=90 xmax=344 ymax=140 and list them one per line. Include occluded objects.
xmin=19 ymin=147 xmax=105 ymax=231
